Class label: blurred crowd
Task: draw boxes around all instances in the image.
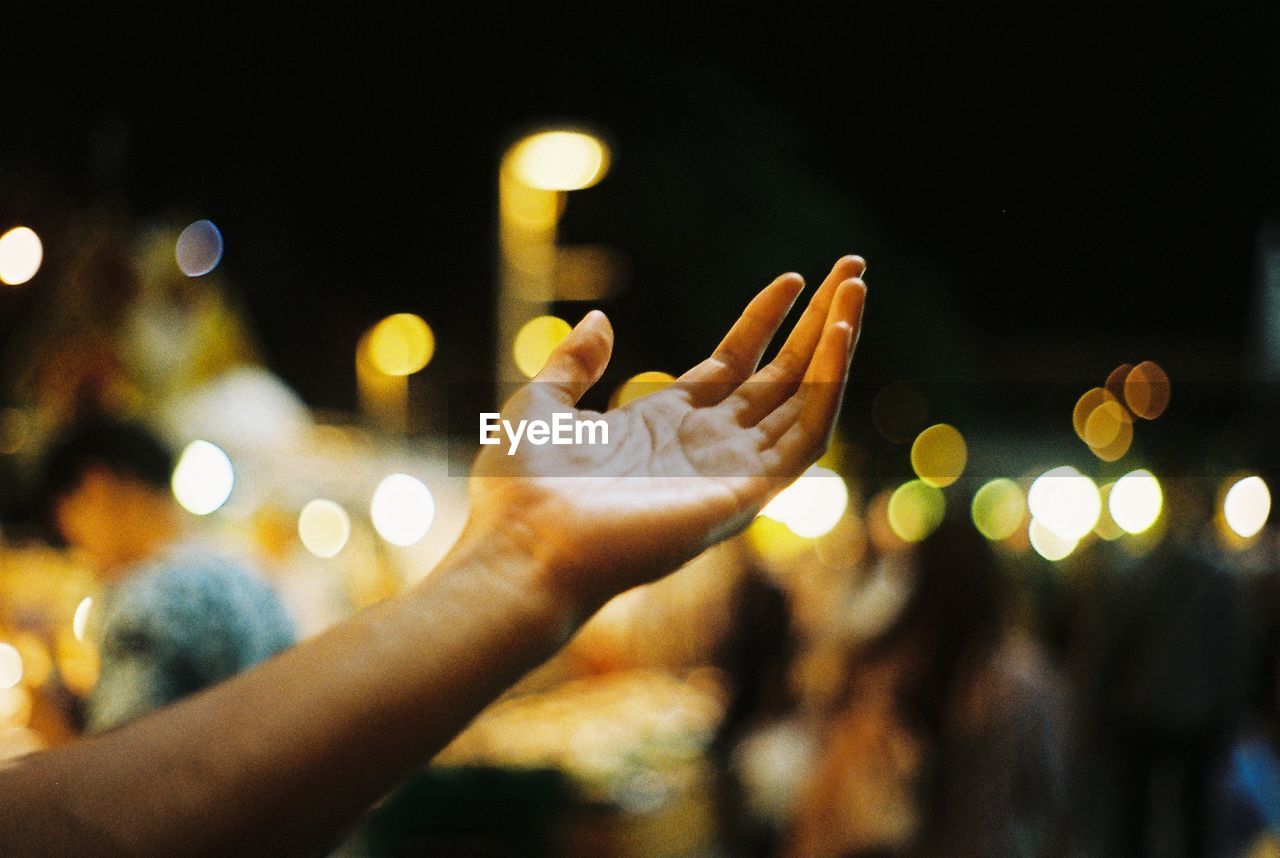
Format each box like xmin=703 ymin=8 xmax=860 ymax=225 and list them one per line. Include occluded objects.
xmin=2 ymin=217 xmax=1280 ymax=858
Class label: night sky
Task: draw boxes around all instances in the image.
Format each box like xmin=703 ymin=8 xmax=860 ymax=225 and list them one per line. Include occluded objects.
xmin=2 ymin=8 xmax=1278 ymax=457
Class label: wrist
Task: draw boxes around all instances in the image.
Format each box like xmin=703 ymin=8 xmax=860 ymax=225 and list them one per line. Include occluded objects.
xmin=432 ymin=519 xmax=582 ymax=651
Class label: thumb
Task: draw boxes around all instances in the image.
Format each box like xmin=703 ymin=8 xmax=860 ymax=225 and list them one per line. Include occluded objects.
xmin=533 ymin=310 xmax=614 ymax=405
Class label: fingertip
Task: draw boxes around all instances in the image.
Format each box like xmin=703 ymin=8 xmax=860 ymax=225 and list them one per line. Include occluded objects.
xmin=837 ymin=255 xmax=867 ymax=276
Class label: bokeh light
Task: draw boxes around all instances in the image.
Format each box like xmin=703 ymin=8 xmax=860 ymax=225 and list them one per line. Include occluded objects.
xmin=9 ymin=635 xmax=51 ymax=689
xmin=0 ymin=226 xmax=43 ymax=285
xmin=1124 ymin=360 xmax=1171 ymax=420
xmin=1072 ymin=388 xmax=1112 ymax=442
xmin=971 ymin=478 xmax=1026 ymax=541
xmin=508 ymin=131 xmax=611 ymax=191
xmin=0 ymin=644 xmax=22 ymax=689
xmin=1094 ymin=483 xmax=1125 ymax=541
xmin=1105 ymin=363 xmax=1134 ymax=403
xmin=0 ymin=686 xmax=33 ymax=729
xmin=758 ymin=466 xmax=849 ymax=538
xmin=887 ymin=479 xmax=946 ymax=543
xmin=171 ymin=440 xmax=235 ymax=515
xmin=611 ymin=371 xmax=677 ymax=409
xmin=1029 ymin=517 xmax=1078 ymax=561
xmin=367 ymin=313 xmax=435 ymax=376
xmin=73 ymin=596 xmax=93 ymax=643
xmin=1108 ymin=469 xmax=1163 ymax=534
xmin=910 ymin=423 xmax=967 ymax=488
xmin=1223 ymin=475 xmax=1271 ymax=539
xmin=371 ymin=474 xmax=435 ymax=547
xmin=1083 ymin=399 xmax=1134 ymax=462
xmin=1028 ymin=466 xmax=1102 ymax=541
xmin=298 ymin=499 xmax=352 ymax=558
xmin=513 ymin=315 xmax=572 ymax=378
xmin=175 ymin=219 xmax=224 ymax=277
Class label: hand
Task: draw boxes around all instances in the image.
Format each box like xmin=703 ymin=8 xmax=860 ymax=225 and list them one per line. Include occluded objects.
xmin=467 ymin=256 xmax=867 ymax=613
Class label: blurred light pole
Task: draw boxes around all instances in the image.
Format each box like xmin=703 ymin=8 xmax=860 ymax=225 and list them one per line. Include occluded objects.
xmin=496 ymin=129 xmax=611 ymax=383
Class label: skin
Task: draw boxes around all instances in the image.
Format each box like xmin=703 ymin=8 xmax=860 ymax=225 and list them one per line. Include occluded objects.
xmin=0 ymin=256 xmax=867 ymax=857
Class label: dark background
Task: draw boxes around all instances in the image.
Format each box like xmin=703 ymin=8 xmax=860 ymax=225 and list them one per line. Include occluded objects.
xmin=2 ymin=7 xmax=1278 ymax=468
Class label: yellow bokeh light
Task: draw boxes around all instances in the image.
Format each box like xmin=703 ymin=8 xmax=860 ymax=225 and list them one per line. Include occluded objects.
xmin=1027 ymin=466 xmax=1101 ymax=542
xmin=887 ymin=480 xmax=946 ymax=543
xmin=0 ymin=686 xmax=33 ymax=728
xmin=1073 ymin=388 xmax=1112 ymax=442
xmin=507 ymin=131 xmax=611 ymax=191
xmin=971 ymin=478 xmax=1026 ymax=541
xmin=0 ymin=226 xmax=43 ymax=285
xmin=1223 ymin=475 xmax=1271 ymax=539
xmin=9 ymin=634 xmax=51 ymax=689
xmin=1094 ymin=483 xmax=1125 ymax=541
xmin=0 ymin=643 xmax=22 ymax=689
xmin=1084 ymin=400 xmax=1134 ymax=462
xmin=513 ymin=315 xmax=572 ymax=378
xmin=73 ymin=596 xmax=93 ymax=643
xmin=758 ymin=466 xmax=849 ymax=539
xmin=367 ymin=313 xmax=435 ymax=377
xmin=611 ymin=371 xmax=677 ymax=409
xmin=371 ymin=474 xmax=435 ymax=547
xmin=746 ymin=515 xmax=813 ymax=563
xmin=1108 ymin=469 xmax=1163 ymax=534
xmin=1029 ymin=517 xmax=1078 ymax=561
xmin=171 ymin=440 xmax=235 ymax=515
xmin=910 ymin=423 xmax=967 ymax=488
xmin=298 ymin=499 xmax=352 ymax=559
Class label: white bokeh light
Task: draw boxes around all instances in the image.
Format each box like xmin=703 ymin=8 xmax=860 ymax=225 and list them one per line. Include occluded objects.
xmin=171 ymin=440 xmax=235 ymax=515
xmin=370 ymin=474 xmax=435 ymax=547
xmin=1224 ymin=475 xmax=1271 ymax=539
xmin=298 ymin=499 xmax=352 ymax=559
xmin=0 ymin=226 xmax=43 ymax=285
xmin=0 ymin=643 xmax=22 ymax=689
xmin=1108 ymin=469 xmax=1163 ymax=534
xmin=759 ymin=466 xmax=849 ymax=538
xmin=1027 ymin=466 xmax=1102 ymax=542
xmin=175 ymin=219 xmax=224 ymax=277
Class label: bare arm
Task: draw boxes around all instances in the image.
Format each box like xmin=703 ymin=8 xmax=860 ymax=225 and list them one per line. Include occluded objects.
xmin=0 ymin=257 xmax=867 ymax=856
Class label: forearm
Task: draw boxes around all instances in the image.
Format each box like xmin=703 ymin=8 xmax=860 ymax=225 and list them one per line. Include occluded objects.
xmin=1 ymin=530 xmax=571 ymax=856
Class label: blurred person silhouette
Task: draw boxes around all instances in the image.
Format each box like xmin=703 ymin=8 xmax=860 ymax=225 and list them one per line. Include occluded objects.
xmin=36 ymin=415 xmax=294 ymax=732
xmin=1212 ymin=522 xmax=1280 ymax=855
xmin=1081 ymin=481 xmax=1245 ymax=858
xmin=790 ymin=514 xmax=1069 ymax=858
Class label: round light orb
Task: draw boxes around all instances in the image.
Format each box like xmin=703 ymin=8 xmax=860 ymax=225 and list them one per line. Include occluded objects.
xmin=1027 ymin=466 xmax=1101 ymax=542
xmin=171 ymin=440 xmax=235 ymax=515
xmin=508 ymin=131 xmax=610 ymax=191
xmin=1029 ymin=518 xmax=1078 ymax=561
xmin=910 ymin=423 xmax=967 ymax=488
xmin=371 ymin=474 xmax=435 ymax=547
xmin=367 ymin=313 xmax=435 ymax=376
xmin=886 ymin=480 xmax=946 ymax=543
xmin=1108 ymin=469 xmax=1163 ymax=534
xmin=971 ymin=478 xmax=1026 ymax=541
xmin=175 ymin=219 xmax=224 ymax=277
xmin=1223 ymin=475 xmax=1271 ymax=539
xmin=759 ymin=466 xmax=849 ymax=539
xmin=298 ymin=499 xmax=352 ymax=558
xmin=0 ymin=643 xmax=22 ymax=690
xmin=0 ymin=226 xmax=43 ymax=285
xmin=513 ymin=315 xmax=572 ymax=378
xmin=611 ymin=371 xmax=676 ymax=409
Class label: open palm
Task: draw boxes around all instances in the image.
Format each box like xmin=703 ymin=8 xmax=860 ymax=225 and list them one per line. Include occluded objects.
xmin=469 ymin=256 xmax=867 ymax=611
